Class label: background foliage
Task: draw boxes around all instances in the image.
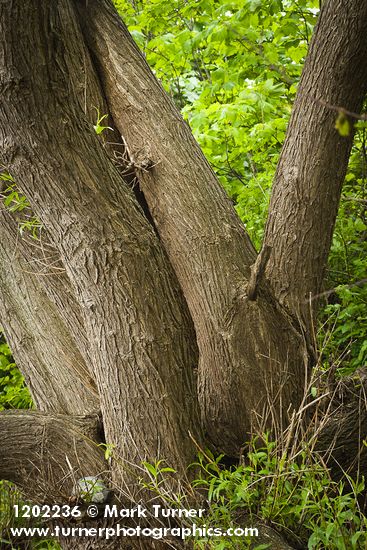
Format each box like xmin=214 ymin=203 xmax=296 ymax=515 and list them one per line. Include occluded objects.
xmin=0 ymin=331 xmax=32 ymax=411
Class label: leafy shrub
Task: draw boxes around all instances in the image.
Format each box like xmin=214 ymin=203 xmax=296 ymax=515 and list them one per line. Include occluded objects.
xmin=192 ymin=435 xmax=367 ymax=549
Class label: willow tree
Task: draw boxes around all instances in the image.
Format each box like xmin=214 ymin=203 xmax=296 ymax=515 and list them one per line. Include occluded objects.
xmin=1 ymin=0 xmax=367 ymax=548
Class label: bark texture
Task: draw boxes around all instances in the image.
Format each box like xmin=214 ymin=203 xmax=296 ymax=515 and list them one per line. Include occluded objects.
xmin=264 ymin=0 xmax=367 ymax=329
xmin=316 ymin=369 xmax=367 ymax=482
xmin=0 ymin=411 xmax=105 ymax=501
xmin=75 ymin=0 xmax=308 ymax=454
xmin=0 ymin=209 xmax=97 ymax=414
xmin=0 ymin=0 xmax=200 ymax=489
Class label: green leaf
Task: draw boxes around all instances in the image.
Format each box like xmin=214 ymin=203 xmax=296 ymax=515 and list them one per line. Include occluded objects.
xmin=335 ymin=112 xmax=350 ymax=137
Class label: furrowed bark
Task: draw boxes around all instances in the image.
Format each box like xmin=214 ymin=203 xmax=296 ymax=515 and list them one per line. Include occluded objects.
xmin=0 ymin=411 xmax=105 ymax=501
xmin=1 ymin=411 xmax=167 ymax=550
xmin=0 ymin=204 xmax=96 ymax=373
xmin=0 ymin=209 xmax=98 ymax=414
xmin=75 ymin=0 xmax=308 ymax=454
xmin=0 ymin=0 xmax=132 ymax=376
xmin=0 ymin=0 xmax=200 ymax=492
xmin=264 ymin=0 xmax=367 ymax=329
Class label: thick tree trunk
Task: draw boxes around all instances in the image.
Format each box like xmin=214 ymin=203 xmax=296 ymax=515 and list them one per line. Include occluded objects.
xmin=75 ymin=0 xmax=309 ymax=455
xmin=0 ymin=0 xmax=200 ymax=492
xmin=264 ymin=0 xmax=367 ymax=330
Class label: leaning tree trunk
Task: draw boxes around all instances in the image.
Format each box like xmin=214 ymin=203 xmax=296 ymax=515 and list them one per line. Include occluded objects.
xmin=1 ymin=0 xmax=367 ymax=548
xmin=0 ymin=0 xmax=201 ymax=497
xmin=75 ymin=0 xmax=308 ymax=455
xmin=264 ymin=0 xmax=367 ymax=331
xmin=0 ymin=209 xmax=98 ymax=413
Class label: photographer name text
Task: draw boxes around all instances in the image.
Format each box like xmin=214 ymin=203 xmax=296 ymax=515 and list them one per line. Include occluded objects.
xmin=104 ymin=504 xmax=205 ymax=519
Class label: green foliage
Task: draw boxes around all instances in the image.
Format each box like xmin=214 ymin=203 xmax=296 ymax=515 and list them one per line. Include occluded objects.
xmin=141 ymin=459 xmax=187 ymax=508
xmin=138 ymin=434 xmax=367 ymax=549
xmin=0 ymin=481 xmax=29 ymax=549
xmin=319 ymin=127 xmax=367 ymax=374
xmin=192 ymin=435 xmax=367 ymax=549
xmin=1 ymin=174 xmax=28 ymax=212
xmin=0 ymin=330 xmax=33 ymax=411
xmin=114 ymin=0 xmax=318 ymax=248
xmin=0 ymin=172 xmax=42 ymax=239
xmin=98 ymin=442 xmax=116 ymax=462
xmin=335 ymin=112 xmax=351 ymax=137
xmin=93 ymin=108 xmax=113 ymax=135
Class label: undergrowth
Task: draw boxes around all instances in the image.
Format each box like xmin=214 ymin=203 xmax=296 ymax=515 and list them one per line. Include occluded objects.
xmin=190 ymin=436 xmax=367 ymax=549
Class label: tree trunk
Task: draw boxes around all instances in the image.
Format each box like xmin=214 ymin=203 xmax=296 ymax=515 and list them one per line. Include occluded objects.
xmin=264 ymin=0 xmax=367 ymax=331
xmin=0 ymin=0 xmax=200 ymax=492
xmin=0 ymin=411 xmax=105 ymax=500
xmin=0 ymin=209 xmax=97 ymax=413
xmin=74 ymin=0 xmax=309 ymax=455
xmin=315 ymin=368 xmax=367 ymax=482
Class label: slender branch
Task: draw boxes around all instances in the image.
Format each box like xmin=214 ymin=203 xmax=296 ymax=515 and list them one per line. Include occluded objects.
xmin=315 ymin=96 xmax=367 ymax=121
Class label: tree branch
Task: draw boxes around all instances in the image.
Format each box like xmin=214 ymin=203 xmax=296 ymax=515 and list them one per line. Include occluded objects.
xmin=0 ymin=209 xmax=98 ymax=414
xmin=0 ymin=411 xmax=105 ymax=501
xmin=264 ymin=0 xmax=367 ymax=330
xmin=75 ymin=0 xmax=308 ymax=455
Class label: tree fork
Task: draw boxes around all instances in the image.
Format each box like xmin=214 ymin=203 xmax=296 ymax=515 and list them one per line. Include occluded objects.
xmin=0 ymin=0 xmax=200 ymax=488
xmin=75 ymin=0 xmax=308 ymax=455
